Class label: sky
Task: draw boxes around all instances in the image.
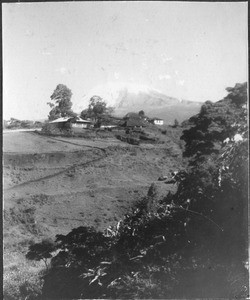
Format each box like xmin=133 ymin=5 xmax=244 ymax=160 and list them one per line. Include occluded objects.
xmin=2 ymin=1 xmax=248 ymax=120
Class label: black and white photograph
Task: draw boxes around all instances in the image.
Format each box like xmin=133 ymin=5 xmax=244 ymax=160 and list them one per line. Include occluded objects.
xmin=2 ymin=1 xmax=249 ymax=299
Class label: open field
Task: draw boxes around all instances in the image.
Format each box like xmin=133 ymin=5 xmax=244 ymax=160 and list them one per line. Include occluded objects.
xmin=4 ymin=131 xmax=181 ymax=234
xmin=3 ymin=129 xmax=183 ymax=298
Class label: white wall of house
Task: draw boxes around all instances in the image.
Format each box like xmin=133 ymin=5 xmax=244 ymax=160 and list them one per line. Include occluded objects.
xmin=154 ymin=119 xmax=164 ymax=125
xmin=100 ymin=125 xmax=117 ymax=129
xmin=72 ymin=123 xmax=89 ymax=128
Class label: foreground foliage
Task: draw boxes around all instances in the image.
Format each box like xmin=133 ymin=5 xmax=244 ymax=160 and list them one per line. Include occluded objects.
xmin=25 ymin=83 xmax=248 ymax=299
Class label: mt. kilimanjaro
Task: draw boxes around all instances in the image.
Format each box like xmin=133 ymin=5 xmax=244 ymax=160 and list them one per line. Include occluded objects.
xmin=73 ymin=82 xmax=202 ymax=124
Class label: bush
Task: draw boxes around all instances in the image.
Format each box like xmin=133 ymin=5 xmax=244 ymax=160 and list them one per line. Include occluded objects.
xmin=41 ymin=123 xmax=73 ymax=136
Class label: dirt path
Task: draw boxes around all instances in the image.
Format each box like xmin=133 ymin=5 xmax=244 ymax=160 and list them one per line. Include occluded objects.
xmin=3 ymin=130 xmax=113 ymax=153
xmin=4 ymin=152 xmax=106 ymax=191
xmin=4 ymin=133 xmax=109 ymax=191
xmin=3 ymin=131 xmax=112 ymax=190
xmin=38 ymin=134 xmax=109 ymax=151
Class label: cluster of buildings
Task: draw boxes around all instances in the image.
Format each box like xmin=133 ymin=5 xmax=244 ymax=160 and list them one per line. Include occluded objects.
xmin=48 ymin=113 xmax=164 ymax=133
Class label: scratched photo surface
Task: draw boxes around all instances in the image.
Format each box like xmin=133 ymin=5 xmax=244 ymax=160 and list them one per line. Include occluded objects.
xmin=3 ymin=2 xmax=248 ymax=299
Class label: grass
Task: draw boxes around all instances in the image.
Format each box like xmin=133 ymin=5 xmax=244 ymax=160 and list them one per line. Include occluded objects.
xmin=4 ymin=252 xmax=45 ymax=300
xmin=3 ymin=197 xmax=52 ymax=299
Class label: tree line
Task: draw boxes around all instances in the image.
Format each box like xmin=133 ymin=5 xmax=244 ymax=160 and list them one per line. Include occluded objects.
xmin=47 ymin=84 xmax=112 ymax=123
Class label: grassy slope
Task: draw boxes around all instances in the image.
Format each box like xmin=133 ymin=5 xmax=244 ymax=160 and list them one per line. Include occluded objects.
xmin=3 ymin=127 xmax=184 ymax=299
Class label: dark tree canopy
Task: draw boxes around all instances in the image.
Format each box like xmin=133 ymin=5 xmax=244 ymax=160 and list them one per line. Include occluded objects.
xmin=80 ymin=108 xmax=89 ymax=120
xmin=26 ymin=239 xmax=56 ymax=269
xmin=88 ymin=96 xmax=107 ymax=118
xmin=48 ymin=84 xmax=76 ymax=121
xmin=80 ymin=96 xmax=114 ymax=127
xmin=181 ymin=82 xmax=247 ymax=163
xmin=173 ymin=119 xmax=179 ymax=127
xmin=138 ymin=110 xmax=145 ymax=117
xmin=80 ymin=96 xmax=107 ymax=121
xmin=225 ymin=82 xmax=247 ymax=107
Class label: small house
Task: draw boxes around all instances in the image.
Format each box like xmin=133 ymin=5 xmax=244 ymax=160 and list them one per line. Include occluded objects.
xmin=100 ymin=124 xmax=118 ymax=130
xmin=49 ymin=116 xmax=92 ymax=131
xmin=149 ymin=118 xmax=164 ymax=126
xmin=71 ymin=117 xmax=92 ymax=129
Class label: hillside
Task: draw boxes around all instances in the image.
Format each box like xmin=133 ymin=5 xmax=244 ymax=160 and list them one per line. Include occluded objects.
xmin=3 ymin=128 xmax=184 ymax=300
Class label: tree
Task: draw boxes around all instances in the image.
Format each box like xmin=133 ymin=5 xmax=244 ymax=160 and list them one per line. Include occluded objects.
xmin=26 ymin=239 xmax=56 ymax=269
xmin=80 ymin=108 xmax=89 ymax=120
xmin=173 ymin=119 xmax=179 ymax=127
xmin=80 ymin=96 xmax=115 ymax=127
xmin=47 ymin=106 xmax=61 ymax=121
xmin=181 ymin=83 xmax=247 ymax=164
xmin=80 ymin=97 xmax=115 ymax=128
xmin=47 ymin=84 xmax=76 ymax=121
xmin=138 ymin=110 xmax=145 ymax=118
xmin=225 ymin=82 xmax=247 ymax=107
xmin=176 ymin=82 xmax=248 ymax=255
xmin=88 ymin=96 xmax=107 ymax=120
xmin=106 ymin=106 xmax=115 ymax=116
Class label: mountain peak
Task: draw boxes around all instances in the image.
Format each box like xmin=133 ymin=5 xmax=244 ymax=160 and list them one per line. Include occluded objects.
xmin=72 ymin=81 xmax=202 ymax=124
xmin=73 ymin=82 xmax=162 ymax=112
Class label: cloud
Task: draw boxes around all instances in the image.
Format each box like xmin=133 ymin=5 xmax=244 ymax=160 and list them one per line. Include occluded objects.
xmin=25 ymin=29 xmax=34 ymax=37
xmin=114 ymin=72 xmax=120 ymax=80
xmin=161 ymin=54 xmax=173 ymax=63
xmin=177 ymin=79 xmax=185 ymax=86
xmin=111 ymin=14 xmax=118 ymax=22
xmin=56 ymin=67 xmax=70 ymax=75
xmin=59 ymin=67 xmax=67 ymax=74
xmin=41 ymin=49 xmax=52 ymax=56
xmin=142 ymin=62 xmax=148 ymax=70
xmin=159 ymin=74 xmax=171 ymax=80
